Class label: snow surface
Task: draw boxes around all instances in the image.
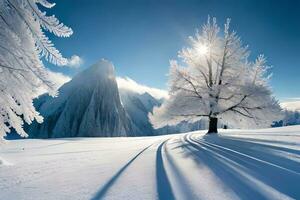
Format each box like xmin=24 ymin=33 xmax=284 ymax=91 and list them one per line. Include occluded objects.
xmin=1 ymin=126 xmax=300 ymax=200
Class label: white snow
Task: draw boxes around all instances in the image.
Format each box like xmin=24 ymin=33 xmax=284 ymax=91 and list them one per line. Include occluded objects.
xmin=1 ymin=126 xmax=300 ymax=200
xmin=0 ymin=157 xmax=13 ymax=166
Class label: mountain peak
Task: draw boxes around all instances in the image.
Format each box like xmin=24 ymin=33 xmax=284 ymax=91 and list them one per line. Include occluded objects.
xmin=86 ymin=59 xmax=115 ymax=77
xmin=28 ymin=58 xmax=134 ymax=138
xmin=69 ymin=59 xmax=116 ymax=85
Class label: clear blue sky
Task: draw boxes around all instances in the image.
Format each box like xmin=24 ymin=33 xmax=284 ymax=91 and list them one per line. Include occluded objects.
xmin=46 ymin=0 xmax=300 ymax=100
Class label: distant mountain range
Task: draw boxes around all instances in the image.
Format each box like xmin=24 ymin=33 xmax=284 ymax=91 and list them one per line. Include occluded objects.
xmin=25 ymin=60 xmax=206 ymax=138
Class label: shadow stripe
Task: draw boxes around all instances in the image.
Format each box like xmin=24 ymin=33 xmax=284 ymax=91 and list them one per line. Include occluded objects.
xmin=156 ymin=140 xmax=175 ymax=200
xmin=91 ymin=143 xmax=154 ymax=200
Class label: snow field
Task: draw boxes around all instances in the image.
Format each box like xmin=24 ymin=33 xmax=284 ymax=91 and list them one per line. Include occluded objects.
xmin=1 ymin=126 xmax=300 ymax=200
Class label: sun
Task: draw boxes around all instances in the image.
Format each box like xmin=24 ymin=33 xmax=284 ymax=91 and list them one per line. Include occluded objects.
xmin=196 ymin=43 xmax=208 ymax=55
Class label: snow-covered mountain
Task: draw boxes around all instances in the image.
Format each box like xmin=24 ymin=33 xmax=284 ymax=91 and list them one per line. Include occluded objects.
xmin=28 ymin=60 xmax=136 ymax=138
xmin=119 ymin=89 xmax=161 ymax=136
xmin=26 ymin=59 xmax=209 ymax=138
xmin=119 ymin=88 xmax=209 ymax=135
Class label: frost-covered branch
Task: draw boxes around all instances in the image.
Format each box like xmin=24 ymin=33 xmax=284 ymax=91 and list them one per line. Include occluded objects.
xmin=0 ymin=0 xmax=73 ymax=139
xmin=150 ymin=17 xmax=282 ymax=133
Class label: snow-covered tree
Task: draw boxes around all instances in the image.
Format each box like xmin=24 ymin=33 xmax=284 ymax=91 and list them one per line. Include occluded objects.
xmin=150 ymin=17 xmax=282 ymax=134
xmin=0 ymin=0 xmax=72 ymax=139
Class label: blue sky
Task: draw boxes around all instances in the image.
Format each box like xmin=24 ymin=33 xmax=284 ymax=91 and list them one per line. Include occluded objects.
xmin=46 ymin=0 xmax=300 ymax=100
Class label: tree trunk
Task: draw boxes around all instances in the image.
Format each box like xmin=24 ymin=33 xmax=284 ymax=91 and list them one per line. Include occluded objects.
xmin=207 ymin=117 xmax=218 ymax=134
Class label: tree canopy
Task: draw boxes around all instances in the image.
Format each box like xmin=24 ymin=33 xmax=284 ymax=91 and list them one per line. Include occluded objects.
xmin=150 ymin=17 xmax=282 ymax=133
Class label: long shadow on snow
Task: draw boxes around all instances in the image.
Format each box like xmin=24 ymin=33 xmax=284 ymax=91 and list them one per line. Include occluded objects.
xmin=163 ymin=137 xmax=198 ymax=200
xmin=180 ymin=134 xmax=266 ymax=200
xmin=220 ymin=135 xmax=300 ymax=150
xmin=156 ymin=140 xmax=175 ymax=200
xmin=90 ymin=143 xmax=153 ymax=200
xmin=201 ymin=135 xmax=300 ymax=174
xmin=185 ymin=134 xmax=300 ymax=199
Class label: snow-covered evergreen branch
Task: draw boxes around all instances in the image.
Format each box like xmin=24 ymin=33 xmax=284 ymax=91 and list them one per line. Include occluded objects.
xmin=0 ymin=0 xmax=72 ymax=139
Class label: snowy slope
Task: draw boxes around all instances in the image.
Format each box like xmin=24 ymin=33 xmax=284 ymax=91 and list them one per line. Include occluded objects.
xmin=1 ymin=126 xmax=300 ymax=200
xmin=28 ymin=59 xmax=135 ymax=138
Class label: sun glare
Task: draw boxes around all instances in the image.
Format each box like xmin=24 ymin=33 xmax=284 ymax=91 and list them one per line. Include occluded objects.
xmin=196 ymin=44 xmax=208 ymax=55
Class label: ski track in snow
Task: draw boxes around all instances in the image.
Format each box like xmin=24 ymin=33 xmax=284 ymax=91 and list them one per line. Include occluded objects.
xmin=1 ymin=126 xmax=300 ymax=200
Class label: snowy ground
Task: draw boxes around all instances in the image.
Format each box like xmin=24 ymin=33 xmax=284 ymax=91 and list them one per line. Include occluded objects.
xmin=1 ymin=126 xmax=300 ymax=200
